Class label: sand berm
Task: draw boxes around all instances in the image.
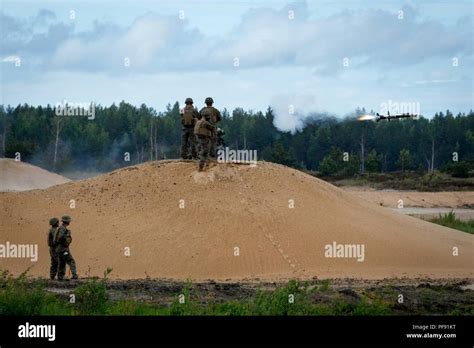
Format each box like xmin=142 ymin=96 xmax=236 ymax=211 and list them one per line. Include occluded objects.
xmin=1 ymin=161 xmax=472 ymax=280
xmin=0 ymin=158 xmax=70 ymax=192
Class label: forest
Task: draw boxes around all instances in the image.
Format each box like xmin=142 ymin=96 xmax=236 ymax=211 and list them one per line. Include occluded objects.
xmin=1 ymin=102 xmax=473 ymax=177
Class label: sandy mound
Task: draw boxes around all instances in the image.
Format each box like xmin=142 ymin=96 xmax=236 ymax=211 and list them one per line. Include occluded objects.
xmin=0 ymin=158 xmax=70 ymax=191
xmin=0 ymin=161 xmax=472 ymax=280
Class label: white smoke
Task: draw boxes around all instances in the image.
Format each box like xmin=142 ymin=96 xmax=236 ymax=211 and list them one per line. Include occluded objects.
xmin=269 ymin=94 xmax=320 ymax=133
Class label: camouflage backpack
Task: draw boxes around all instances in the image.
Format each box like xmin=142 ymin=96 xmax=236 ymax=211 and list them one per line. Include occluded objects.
xmin=54 ymin=225 xmax=70 ymax=247
xmin=182 ymin=106 xmax=195 ymax=126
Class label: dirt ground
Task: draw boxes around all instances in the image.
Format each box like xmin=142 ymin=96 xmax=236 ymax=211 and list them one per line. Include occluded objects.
xmin=40 ymin=277 xmax=474 ymax=315
xmin=1 ymin=160 xmax=473 ymax=281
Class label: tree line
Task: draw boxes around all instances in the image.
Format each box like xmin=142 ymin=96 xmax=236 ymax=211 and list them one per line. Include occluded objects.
xmin=0 ymin=102 xmax=473 ymax=177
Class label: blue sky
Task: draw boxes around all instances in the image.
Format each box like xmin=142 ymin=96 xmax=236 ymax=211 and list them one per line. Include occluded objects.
xmin=1 ymin=0 xmax=472 ymax=131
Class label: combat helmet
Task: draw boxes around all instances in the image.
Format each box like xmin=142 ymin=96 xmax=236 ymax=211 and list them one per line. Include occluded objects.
xmin=185 ymin=97 xmax=193 ymax=104
xmin=49 ymin=217 xmax=59 ymax=226
xmin=61 ymin=215 xmax=72 ymax=223
xmin=201 ymin=108 xmax=212 ymax=120
xmin=205 ymin=97 xmax=214 ymax=105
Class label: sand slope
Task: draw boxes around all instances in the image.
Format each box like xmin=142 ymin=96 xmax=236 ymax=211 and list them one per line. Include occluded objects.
xmin=0 ymin=158 xmax=70 ymax=191
xmin=0 ymin=161 xmax=472 ymax=280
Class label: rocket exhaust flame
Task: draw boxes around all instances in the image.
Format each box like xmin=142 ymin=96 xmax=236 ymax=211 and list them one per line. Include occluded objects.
xmin=358 ymin=114 xmax=377 ymax=121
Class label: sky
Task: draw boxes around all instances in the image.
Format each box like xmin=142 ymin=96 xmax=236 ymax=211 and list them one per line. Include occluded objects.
xmin=1 ymin=0 xmax=473 ymax=131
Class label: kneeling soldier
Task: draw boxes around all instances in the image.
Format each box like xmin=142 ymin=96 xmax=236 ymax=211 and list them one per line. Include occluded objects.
xmin=194 ymin=110 xmax=215 ymax=171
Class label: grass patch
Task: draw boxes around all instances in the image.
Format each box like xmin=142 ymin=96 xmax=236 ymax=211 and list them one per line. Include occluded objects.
xmin=0 ymin=270 xmax=68 ymax=315
xmin=0 ymin=274 xmax=393 ymax=316
xmin=1 ymin=272 xmax=471 ymax=316
xmin=326 ymin=171 xmax=474 ymax=191
xmin=430 ymin=211 xmax=474 ymax=234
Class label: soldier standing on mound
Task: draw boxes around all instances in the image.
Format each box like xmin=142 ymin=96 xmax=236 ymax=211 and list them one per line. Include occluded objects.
xmin=180 ymin=97 xmax=199 ymax=159
xmin=194 ymin=110 xmax=215 ymax=171
xmin=55 ymin=215 xmax=78 ymax=280
xmin=199 ymin=97 xmax=221 ymax=159
xmin=47 ymin=217 xmax=60 ymax=280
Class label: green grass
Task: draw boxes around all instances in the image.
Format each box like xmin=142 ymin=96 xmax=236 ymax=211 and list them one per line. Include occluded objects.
xmin=0 ymin=273 xmax=396 ymax=316
xmin=430 ymin=211 xmax=474 ymax=234
xmin=1 ymin=271 xmax=471 ymax=316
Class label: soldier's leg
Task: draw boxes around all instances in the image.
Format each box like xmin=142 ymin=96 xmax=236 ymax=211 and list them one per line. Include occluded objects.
xmin=49 ymin=248 xmax=58 ymax=280
xmin=180 ymin=129 xmax=189 ymax=159
xmin=190 ymin=129 xmax=198 ymax=159
xmin=57 ymin=252 xmax=66 ymax=280
xmin=186 ymin=128 xmax=194 ymax=159
xmin=195 ymin=135 xmax=201 ymax=155
xmin=199 ymin=137 xmax=210 ymax=170
xmin=64 ymin=251 xmax=78 ymax=279
xmin=197 ymin=137 xmax=204 ymax=170
xmin=209 ymin=136 xmax=216 ymax=159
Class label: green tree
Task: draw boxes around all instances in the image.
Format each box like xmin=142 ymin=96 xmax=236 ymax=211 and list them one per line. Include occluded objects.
xmin=319 ymin=147 xmax=344 ymax=176
xmin=397 ymin=149 xmax=411 ymax=172
xmin=269 ymin=142 xmax=297 ymax=167
xmin=366 ymin=150 xmax=382 ymax=173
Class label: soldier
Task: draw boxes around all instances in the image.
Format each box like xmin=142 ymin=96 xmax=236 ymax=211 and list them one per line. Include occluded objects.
xmin=194 ymin=109 xmax=215 ymax=171
xmin=180 ymin=97 xmax=199 ymax=159
xmin=194 ymin=112 xmax=203 ymax=155
xmin=199 ymin=97 xmax=221 ymax=159
xmin=47 ymin=217 xmax=60 ymax=280
xmin=55 ymin=215 xmax=78 ymax=280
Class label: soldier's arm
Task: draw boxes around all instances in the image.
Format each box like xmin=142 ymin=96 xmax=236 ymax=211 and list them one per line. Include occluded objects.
xmin=57 ymin=226 xmax=67 ymax=244
xmin=56 ymin=226 xmax=65 ymax=243
xmin=204 ymin=121 xmax=215 ymax=131
xmin=65 ymin=230 xmax=72 ymax=246
xmin=179 ymin=108 xmax=184 ymax=125
xmin=215 ymin=109 xmax=222 ymax=122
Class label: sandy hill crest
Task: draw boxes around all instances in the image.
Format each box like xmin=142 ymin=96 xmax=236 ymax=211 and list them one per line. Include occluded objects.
xmin=0 ymin=160 xmax=472 ymax=280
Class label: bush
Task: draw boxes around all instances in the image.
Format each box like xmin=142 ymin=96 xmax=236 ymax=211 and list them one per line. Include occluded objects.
xmin=0 ymin=270 xmax=66 ymax=315
xmin=252 ymin=280 xmax=302 ymax=315
xmin=73 ymin=268 xmax=112 ymax=315
xmin=450 ymin=162 xmax=469 ymax=178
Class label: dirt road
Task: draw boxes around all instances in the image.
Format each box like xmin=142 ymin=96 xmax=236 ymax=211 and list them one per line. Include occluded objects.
xmin=344 ymin=187 xmax=474 ymax=220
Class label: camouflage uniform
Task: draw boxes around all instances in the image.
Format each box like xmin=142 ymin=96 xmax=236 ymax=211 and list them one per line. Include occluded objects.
xmin=199 ymin=98 xmax=221 ymax=158
xmin=55 ymin=216 xmax=78 ymax=280
xmin=47 ymin=218 xmax=60 ymax=280
xmin=194 ymin=112 xmax=215 ymax=171
xmin=180 ymin=98 xmax=199 ymax=159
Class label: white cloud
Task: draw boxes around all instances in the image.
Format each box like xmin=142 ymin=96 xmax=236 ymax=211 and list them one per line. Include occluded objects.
xmin=1 ymin=2 xmax=471 ymax=74
xmin=1 ymin=55 xmax=20 ymax=63
xmin=0 ymin=1 xmax=472 ymax=126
